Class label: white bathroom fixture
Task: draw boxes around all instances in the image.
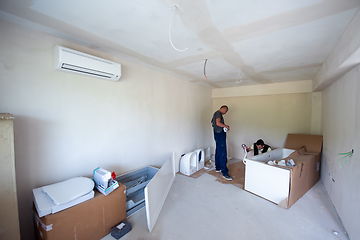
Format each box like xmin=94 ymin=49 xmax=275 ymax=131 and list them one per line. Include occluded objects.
xmin=33 ymin=177 xmax=95 ymax=217
xmin=194 ymin=149 xmax=205 ymax=171
xmin=179 ymin=152 xmax=197 ymax=176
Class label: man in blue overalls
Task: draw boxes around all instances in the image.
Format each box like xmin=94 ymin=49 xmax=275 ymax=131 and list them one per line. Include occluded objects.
xmin=211 ymin=105 xmax=232 ymax=180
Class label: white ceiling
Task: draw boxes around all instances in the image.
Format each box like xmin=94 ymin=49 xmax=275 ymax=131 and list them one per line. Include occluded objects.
xmin=0 ymin=0 xmax=359 ymax=88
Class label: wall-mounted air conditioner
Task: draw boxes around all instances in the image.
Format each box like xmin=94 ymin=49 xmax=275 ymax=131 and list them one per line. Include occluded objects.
xmin=54 ymin=45 xmax=121 ymax=81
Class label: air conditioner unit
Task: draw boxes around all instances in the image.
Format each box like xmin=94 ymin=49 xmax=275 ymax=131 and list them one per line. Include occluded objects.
xmin=54 ymin=45 xmax=121 ymax=81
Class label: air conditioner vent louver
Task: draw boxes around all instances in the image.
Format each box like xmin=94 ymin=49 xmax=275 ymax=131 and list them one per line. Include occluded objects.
xmin=61 ymin=64 xmax=114 ymax=78
xmin=54 ymin=45 xmax=121 ymax=81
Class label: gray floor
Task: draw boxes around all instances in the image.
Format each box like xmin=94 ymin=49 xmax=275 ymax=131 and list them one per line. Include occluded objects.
xmin=102 ymin=172 xmax=347 ymax=240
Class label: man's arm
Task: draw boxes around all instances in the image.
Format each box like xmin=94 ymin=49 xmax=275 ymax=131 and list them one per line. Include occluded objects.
xmin=245 ymin=144 xmax=253 ymax=152
xmin=215 ymin=118 xmax=229 ymax=130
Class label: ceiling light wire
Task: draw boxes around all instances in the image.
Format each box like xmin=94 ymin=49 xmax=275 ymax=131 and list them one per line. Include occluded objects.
xmin=204 ymin=59 xmax=209 ymax=81
xmin=169 ymin=6 xmax=188 ymax=52
xmin=235 ymin=68 xmax=243 ymax=84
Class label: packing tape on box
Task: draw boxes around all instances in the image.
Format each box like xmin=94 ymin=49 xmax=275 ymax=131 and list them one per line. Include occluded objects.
xmin=34 ymin=212 xmax=53 ymax=231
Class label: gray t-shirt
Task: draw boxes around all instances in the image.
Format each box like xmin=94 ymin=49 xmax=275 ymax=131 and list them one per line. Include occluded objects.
xmin=212 ymin=110 xmax=224 ymax=133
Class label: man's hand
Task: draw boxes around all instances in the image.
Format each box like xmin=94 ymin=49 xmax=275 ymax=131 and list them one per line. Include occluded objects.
xmin=244 ymin=144 xmax=252 ymax=152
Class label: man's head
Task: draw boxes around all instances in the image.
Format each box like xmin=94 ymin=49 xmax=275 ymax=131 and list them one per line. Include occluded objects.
xmin=255 ymin=139 xmax=265 ymax=150
xmin=219 ymin=105 xmax=228 ymax=114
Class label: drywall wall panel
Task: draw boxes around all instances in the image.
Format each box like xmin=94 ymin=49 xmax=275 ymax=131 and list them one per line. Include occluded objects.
xmin=213 ymin=93 xmax=312 ymax=159
xmin=321 ymin=65 xmax=360 ymax=239
xmin=356 ymin=65 xmax=360 ymax=240
xmin=145 ymin=153 xmax=175 ymax=233
xmin=0 ymin=20 xmax=213 ymax=240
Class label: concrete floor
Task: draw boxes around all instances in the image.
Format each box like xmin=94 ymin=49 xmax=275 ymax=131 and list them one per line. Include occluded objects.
xmin=102 ymin=172 xmax=347 ymax=240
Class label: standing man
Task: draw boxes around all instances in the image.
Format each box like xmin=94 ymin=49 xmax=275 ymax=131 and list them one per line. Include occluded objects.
xmin=211 ymin=105 xmax=232 ymax=180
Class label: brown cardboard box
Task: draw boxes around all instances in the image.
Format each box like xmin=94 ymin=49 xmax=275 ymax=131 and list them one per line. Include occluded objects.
xmin=34 ymin=183 xmax=126 ymax=240
xmin=278 ymin=134 xmax=323 ymax=208
xmin=285 ymin=134 xmax=323 ymax=190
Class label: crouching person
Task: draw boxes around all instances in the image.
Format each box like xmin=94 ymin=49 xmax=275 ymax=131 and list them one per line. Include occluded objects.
xmin=246 ymin=139 xmax=271 ymax=156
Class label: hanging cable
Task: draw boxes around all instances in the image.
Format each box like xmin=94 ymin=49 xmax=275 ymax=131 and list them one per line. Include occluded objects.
xmin=204 ymin=59 xmax=209 ymax=81
xmin=328 ymin=149 xmax=354 ymax=168
xmin=236 ymin=68 xmax=243 ymax=84
xmin=169 ymin=6 xmax=188 ymax=52
xmin=241 ymin=144 xmax=247 ymax=164
xmin=339 ymin=149 xmax=354 ymax=168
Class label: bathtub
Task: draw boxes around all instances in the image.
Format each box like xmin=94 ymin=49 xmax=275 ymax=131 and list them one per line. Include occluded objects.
xmin=244 ymin=148 xmax=295 ymax=205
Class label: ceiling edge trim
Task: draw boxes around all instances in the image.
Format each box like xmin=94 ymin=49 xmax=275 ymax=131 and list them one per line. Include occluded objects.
xmin=313 ymin=8 xmax=360 ymax=91
xmin=212 ymin=80 xmax=313 ymax=98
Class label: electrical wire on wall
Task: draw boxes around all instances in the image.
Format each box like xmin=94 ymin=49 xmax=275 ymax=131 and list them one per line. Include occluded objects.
xmin=204 ymin=59 xmax=209 ymax=81
xmin=328 ymin=149 xmax=354 ymax=168
xmin=169 ymin=6 xmax=188 ymax=52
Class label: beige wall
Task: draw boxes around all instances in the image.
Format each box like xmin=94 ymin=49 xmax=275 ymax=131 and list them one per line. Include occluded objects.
xmin=321 ymin=65 xmax=360 ymax=239
xmin=0 ymin=20 xmax=213 ymax=240
xmin=311 ymin=92 xmax=322 ymax=135
xmin=213 ymin=93 xmax=313 ymax=159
